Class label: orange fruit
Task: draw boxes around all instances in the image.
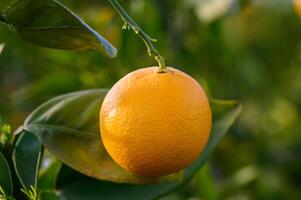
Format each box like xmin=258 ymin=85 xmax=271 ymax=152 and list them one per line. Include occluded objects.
xmin=100 ymin=67 xmax=212 ymax=177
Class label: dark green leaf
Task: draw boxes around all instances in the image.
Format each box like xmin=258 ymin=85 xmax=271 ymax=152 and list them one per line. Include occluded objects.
xmin=23 ymin=89 xmax=181 ymax=184
xmin=39 ymin=190 xmax=58 ymax=200
xmin=0 ymin=152 xmax=13 ymax=195
xmin=12 ymin=131 xmax=42 ymax=190
xmin=0 ymin=0 xmax=117 ymax=57
xmin=56 ymin=164 xmax=87 ymax=189
xmin=54 ymin=98 xmax=242 ymax=200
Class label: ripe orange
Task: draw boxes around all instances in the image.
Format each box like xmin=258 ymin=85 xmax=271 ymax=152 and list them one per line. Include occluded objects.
xmin=295 ymin=0 xmax=301 ymax=17
xmin=100 ymin=67 xmax=212 ymax=177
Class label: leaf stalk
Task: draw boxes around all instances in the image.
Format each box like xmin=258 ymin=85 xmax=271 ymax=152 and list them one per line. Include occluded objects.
xmin=108 ymin=0 xmax=166 ymax=72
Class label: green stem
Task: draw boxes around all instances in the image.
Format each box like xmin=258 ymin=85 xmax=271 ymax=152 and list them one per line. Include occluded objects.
xmin=108 ymin=0 xmax=167 ymax=72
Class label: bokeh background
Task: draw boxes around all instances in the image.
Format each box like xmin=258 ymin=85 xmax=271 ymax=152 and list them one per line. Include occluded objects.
xmin=1 ymin=0 xmax=301 ymax=199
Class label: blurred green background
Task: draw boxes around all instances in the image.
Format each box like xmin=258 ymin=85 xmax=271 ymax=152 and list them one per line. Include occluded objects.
xmin=1 ymin=0 xmax=301 ymax=199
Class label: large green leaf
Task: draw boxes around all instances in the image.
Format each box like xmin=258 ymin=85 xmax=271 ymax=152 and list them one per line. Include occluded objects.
xmin=21 ymin=89 xmax=241 ymax=199
xmin=12 ymin=131 xmax=42 ymax=190
xmin=0 ymin=0 xmax=117 ymax=57
xmin=55 ymin=98 xmax=242 ymax=200
xmin=24 ymin=90 xmax=241 ymax=185
xmin=23 ymin=90 xmax=181 ymax=184
xmin=0 ymin=152 xmax=12 ymax=195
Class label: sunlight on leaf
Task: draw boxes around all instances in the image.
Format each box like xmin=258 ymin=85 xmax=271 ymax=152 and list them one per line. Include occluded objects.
xmin=0 ymin=43 xmax=4 ymax=54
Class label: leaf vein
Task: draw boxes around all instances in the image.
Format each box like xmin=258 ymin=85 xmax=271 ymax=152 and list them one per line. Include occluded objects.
xmin=25 ymin=124 xmax=98 ymax=138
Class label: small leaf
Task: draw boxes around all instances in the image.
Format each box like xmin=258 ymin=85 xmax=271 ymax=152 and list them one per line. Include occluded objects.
xmin=21 ymin=185 xmax=39 ymax=200
xmin=0 ymin=0 xmax=117 ymax=57
xmin=0 ymin=152 xmax=13 ymax=195
xmin=0 ymin=123 xmax=14 ymax=149
xmin=12 ymin=131 xmax=42 ymax=190
xmin=23 ymin=90 xmax=181 ymax=184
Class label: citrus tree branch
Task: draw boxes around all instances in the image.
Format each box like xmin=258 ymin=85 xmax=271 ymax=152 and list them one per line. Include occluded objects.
xmin=108 ymin=0 xmax=166 ymax=72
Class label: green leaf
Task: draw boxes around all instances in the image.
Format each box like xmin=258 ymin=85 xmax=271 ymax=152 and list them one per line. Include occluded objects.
xmin=39 ymin=190 xmax=58 ymax=200
xmin=0 ymin=152 xmax=13 ymax=195
xmin=55 ymin=164 xmax=88 ymax=189
xmin=12 ymin=131 xmax=42 ymax=190
xmin=23 ymin=89 xmax=181 ymax=184
xmin=38 ymin=155 xmax=62 ymax=191
xmin=22 ymin=89 xmax=241 ymax=199
xmin=55 ymin=98 xmax=242 ymax=200
xmin=0 ymin=0 xmax=117 ymax=57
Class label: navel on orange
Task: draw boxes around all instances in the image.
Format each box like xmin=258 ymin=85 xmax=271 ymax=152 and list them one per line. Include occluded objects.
xmin=100 ymin=67 xmax=212 ymax=177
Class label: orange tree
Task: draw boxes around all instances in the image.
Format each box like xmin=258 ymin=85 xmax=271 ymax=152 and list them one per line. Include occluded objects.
xmin=0 ymin=0 xmax=241 ymax=199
